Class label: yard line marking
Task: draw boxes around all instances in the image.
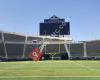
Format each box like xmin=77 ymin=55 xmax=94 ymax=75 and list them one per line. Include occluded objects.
xmin=71 ymin=61 xmax=95 ymax=71
xmin=0 ymin=76 xmax=100 ymax=78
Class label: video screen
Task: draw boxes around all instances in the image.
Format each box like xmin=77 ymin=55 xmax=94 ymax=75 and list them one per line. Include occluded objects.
xmin=40 ymin=22 xmax=70 ymax=36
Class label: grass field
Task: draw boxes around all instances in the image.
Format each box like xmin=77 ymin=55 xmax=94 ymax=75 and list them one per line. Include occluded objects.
xmin=0 ymin=60 xmax=100 ymax=80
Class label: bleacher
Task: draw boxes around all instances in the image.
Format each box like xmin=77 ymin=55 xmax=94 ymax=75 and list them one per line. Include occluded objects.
xmin=6 ymin=44 xmax=24 ymax=58
xmin=86 ymin=40 xmax=100 ymax=57
xmin=42 ymin=44 xmax=66 ymax=53
xmin=4 ymin=33 xmax=25 ymax=42
xmin=70 ymin=43 xmax=84 ymax=57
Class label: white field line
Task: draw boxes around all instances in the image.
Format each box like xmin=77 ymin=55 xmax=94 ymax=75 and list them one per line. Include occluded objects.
xmin=0 ymin=76 xmax=100 ymax=78
xmin=71 ymin=61 xmax=95 ymax=71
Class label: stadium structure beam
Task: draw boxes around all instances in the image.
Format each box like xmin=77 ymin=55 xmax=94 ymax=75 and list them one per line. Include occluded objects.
xmin=39 ymin=37 xmax=46 ymax=52
xmin=64 ymin=43 xmax=71 ymax=59
xmin=22 ymin=35 xmax=27 ymax=58
xmin=1 ymin=32 xmax=8 ymax=58
xmin=83 ymin=41 xmax=87 ymax=57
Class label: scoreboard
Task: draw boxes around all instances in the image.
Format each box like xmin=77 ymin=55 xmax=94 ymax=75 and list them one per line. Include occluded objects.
xmin=39 ymin=22 xmax=70 ymax=36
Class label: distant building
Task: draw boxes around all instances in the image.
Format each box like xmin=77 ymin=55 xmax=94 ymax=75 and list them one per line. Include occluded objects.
xmin=39 ymin=15 xmax=70 ymax=37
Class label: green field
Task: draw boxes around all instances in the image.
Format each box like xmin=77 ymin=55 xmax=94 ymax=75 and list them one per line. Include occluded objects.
xmin=0 ymin=60 xmax=100 ymax=80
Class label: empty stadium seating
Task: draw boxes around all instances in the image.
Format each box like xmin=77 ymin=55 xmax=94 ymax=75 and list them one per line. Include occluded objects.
xmin=86 ymin=40 xmax=100 ymax=57
xmin=6 ymin=44 xmax=24 ymax=58
xmin=42 ymin=44 xmax=66 ymax=53
xmin=4 ymin=33 xmax=25 ymax=42
xmin=70 ymin=43 xmax=84 ymax=57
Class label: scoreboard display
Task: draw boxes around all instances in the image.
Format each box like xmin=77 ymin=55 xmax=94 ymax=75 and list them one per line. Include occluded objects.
xmin=39 ymin=22 xmax=70 ymax=36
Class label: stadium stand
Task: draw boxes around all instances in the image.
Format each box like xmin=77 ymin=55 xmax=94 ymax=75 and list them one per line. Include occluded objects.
xmin=1 ymin=31 xmax=100 ymax=61
xmin=6 ymin=44 xmax=24 ymax=58
xmin=86 ymin=40 xmax=100 ymax=57
xmin=4 ymin=32 xmax=25 ymax=42
xmin=70 ymin=43 xmax=84 ymax=57
xmin=42 ymin=44 xmax=66 ymax=53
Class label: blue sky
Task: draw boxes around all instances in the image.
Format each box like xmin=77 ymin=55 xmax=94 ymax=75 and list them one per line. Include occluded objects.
xmin=0 ymin=0 xmax=100 ymax=41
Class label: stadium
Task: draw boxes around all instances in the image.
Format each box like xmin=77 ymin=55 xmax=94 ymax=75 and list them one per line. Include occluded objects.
xmin=1 ymin=16 xmax=100 ymax=80
xmin=0 ymin=15 xmax=100 ymax=61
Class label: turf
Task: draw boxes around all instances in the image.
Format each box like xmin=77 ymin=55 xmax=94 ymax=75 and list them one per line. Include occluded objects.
xmin=0 ymin=60 xmax=100 ymax=80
